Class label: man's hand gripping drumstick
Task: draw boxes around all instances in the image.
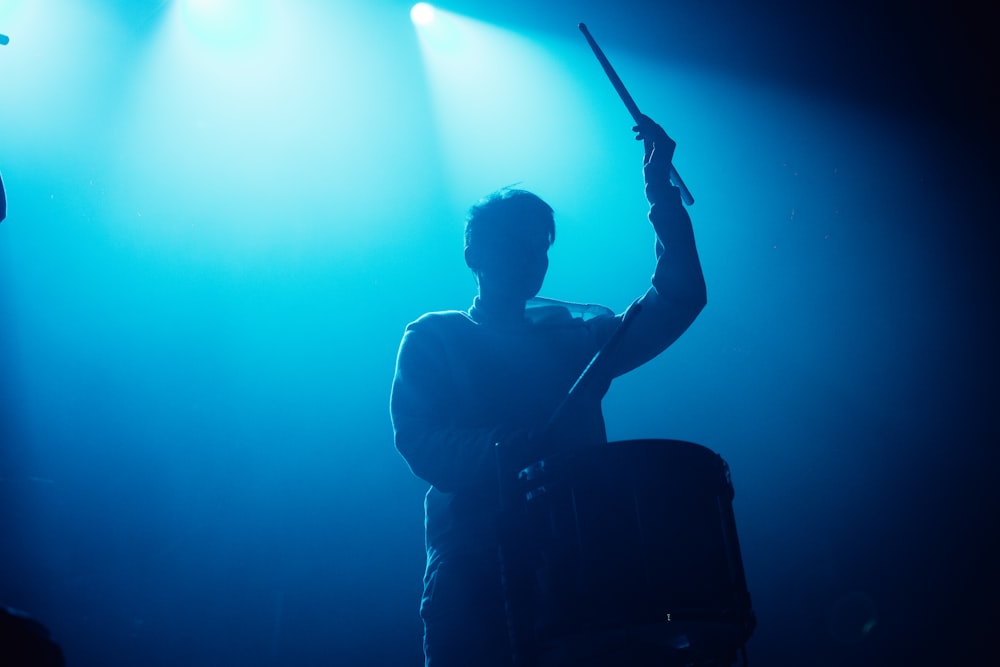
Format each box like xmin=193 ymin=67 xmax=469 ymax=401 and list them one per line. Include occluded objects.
xmin=579 ymin=22 xmax=694 ymax=206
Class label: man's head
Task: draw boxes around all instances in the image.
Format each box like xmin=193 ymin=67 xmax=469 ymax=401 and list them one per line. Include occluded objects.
xmin=464 ymin=188 xmax=554 ymax=302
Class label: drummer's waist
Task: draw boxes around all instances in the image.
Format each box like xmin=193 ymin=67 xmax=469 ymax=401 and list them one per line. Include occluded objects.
xmin=425 ymin=490 xmax=500 ymax=555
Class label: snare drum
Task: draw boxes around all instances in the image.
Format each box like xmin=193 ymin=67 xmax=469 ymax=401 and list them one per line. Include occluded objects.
xmin=511 ymin=439 xmax=755 ymax=664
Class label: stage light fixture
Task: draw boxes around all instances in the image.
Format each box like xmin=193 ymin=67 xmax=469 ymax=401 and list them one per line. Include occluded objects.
xmin=410 ymin=3 xmax=434 ymax=26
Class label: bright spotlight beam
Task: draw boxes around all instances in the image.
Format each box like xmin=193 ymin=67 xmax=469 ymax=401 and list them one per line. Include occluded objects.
xmin=410 ymin=3 xmax=434 ymax=27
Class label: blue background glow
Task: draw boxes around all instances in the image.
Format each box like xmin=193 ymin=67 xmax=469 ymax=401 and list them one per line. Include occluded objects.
xmin=1 ymin=1 xmax=996 ymax=665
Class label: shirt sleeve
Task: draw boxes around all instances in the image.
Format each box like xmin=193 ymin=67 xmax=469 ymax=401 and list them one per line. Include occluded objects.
xmin=389 ymin=320 xmax=501 ymax=493
xmin=598 ymin=184 xmax=707 ymax=379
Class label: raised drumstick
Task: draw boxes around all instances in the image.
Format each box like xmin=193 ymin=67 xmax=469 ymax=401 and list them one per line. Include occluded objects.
xmin=579 ymin=23 xmax=694 ymax=206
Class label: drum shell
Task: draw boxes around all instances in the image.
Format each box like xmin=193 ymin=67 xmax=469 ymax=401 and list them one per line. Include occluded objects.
xmin=518 ymin=439 xmax=753 ymax=649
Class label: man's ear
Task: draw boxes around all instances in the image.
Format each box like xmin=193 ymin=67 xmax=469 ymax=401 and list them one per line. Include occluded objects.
xmin=464 ymin=245 xmax=479 ymax=270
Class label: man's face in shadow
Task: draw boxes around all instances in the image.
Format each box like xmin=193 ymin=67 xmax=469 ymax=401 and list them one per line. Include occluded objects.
xmin=467 ymin=218 xmax=550 ymax=303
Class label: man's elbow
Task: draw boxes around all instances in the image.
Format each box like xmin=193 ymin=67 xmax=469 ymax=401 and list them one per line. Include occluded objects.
xmin=663 ymin=282 xmax=706 ymax=320
xmin=695 ymin=285 xmax=708 ymax=314
xmin=665 ymin=284 xmax=707 ymax=336
xmin=680 ymin=292 xmax=707 ymax=328
xmin=395 ymin=433 xmax=461 ymax=493
xmin=686 ymin=273 xmax=708 ymax=313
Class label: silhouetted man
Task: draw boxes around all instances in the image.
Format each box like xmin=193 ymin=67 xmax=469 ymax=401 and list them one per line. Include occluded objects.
xmin=391 ymin=115 xmax=706 ymax=667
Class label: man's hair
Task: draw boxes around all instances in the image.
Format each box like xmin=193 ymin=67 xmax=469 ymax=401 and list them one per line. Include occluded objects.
xmin=464 ymin=188 xmax=555 ymax=252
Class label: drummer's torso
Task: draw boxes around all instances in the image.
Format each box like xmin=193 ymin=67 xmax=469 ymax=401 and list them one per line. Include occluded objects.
xmin=423 ymin=312 xmax=610 ymax=437
xmin=417 ymin=313 xmax=612 ymax=559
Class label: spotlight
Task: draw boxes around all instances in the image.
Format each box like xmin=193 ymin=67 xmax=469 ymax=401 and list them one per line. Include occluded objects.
xmin=410 ymin=3 xmax=435 ymax=26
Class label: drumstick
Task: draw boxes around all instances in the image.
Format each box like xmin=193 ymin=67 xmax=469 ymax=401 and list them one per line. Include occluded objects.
xmin=579 ymin=23 xmax=695 ymax=206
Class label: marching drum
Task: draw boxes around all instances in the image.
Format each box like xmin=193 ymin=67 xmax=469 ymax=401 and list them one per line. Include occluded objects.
xmin=511 ymin=439 xmax=755 ymax=665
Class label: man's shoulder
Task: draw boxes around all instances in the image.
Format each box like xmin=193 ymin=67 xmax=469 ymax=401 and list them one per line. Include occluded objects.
xmin=405 ymin=309 xmax=475 ymax=334
xmin=396 ymin=310 xmax=475 ymax=361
